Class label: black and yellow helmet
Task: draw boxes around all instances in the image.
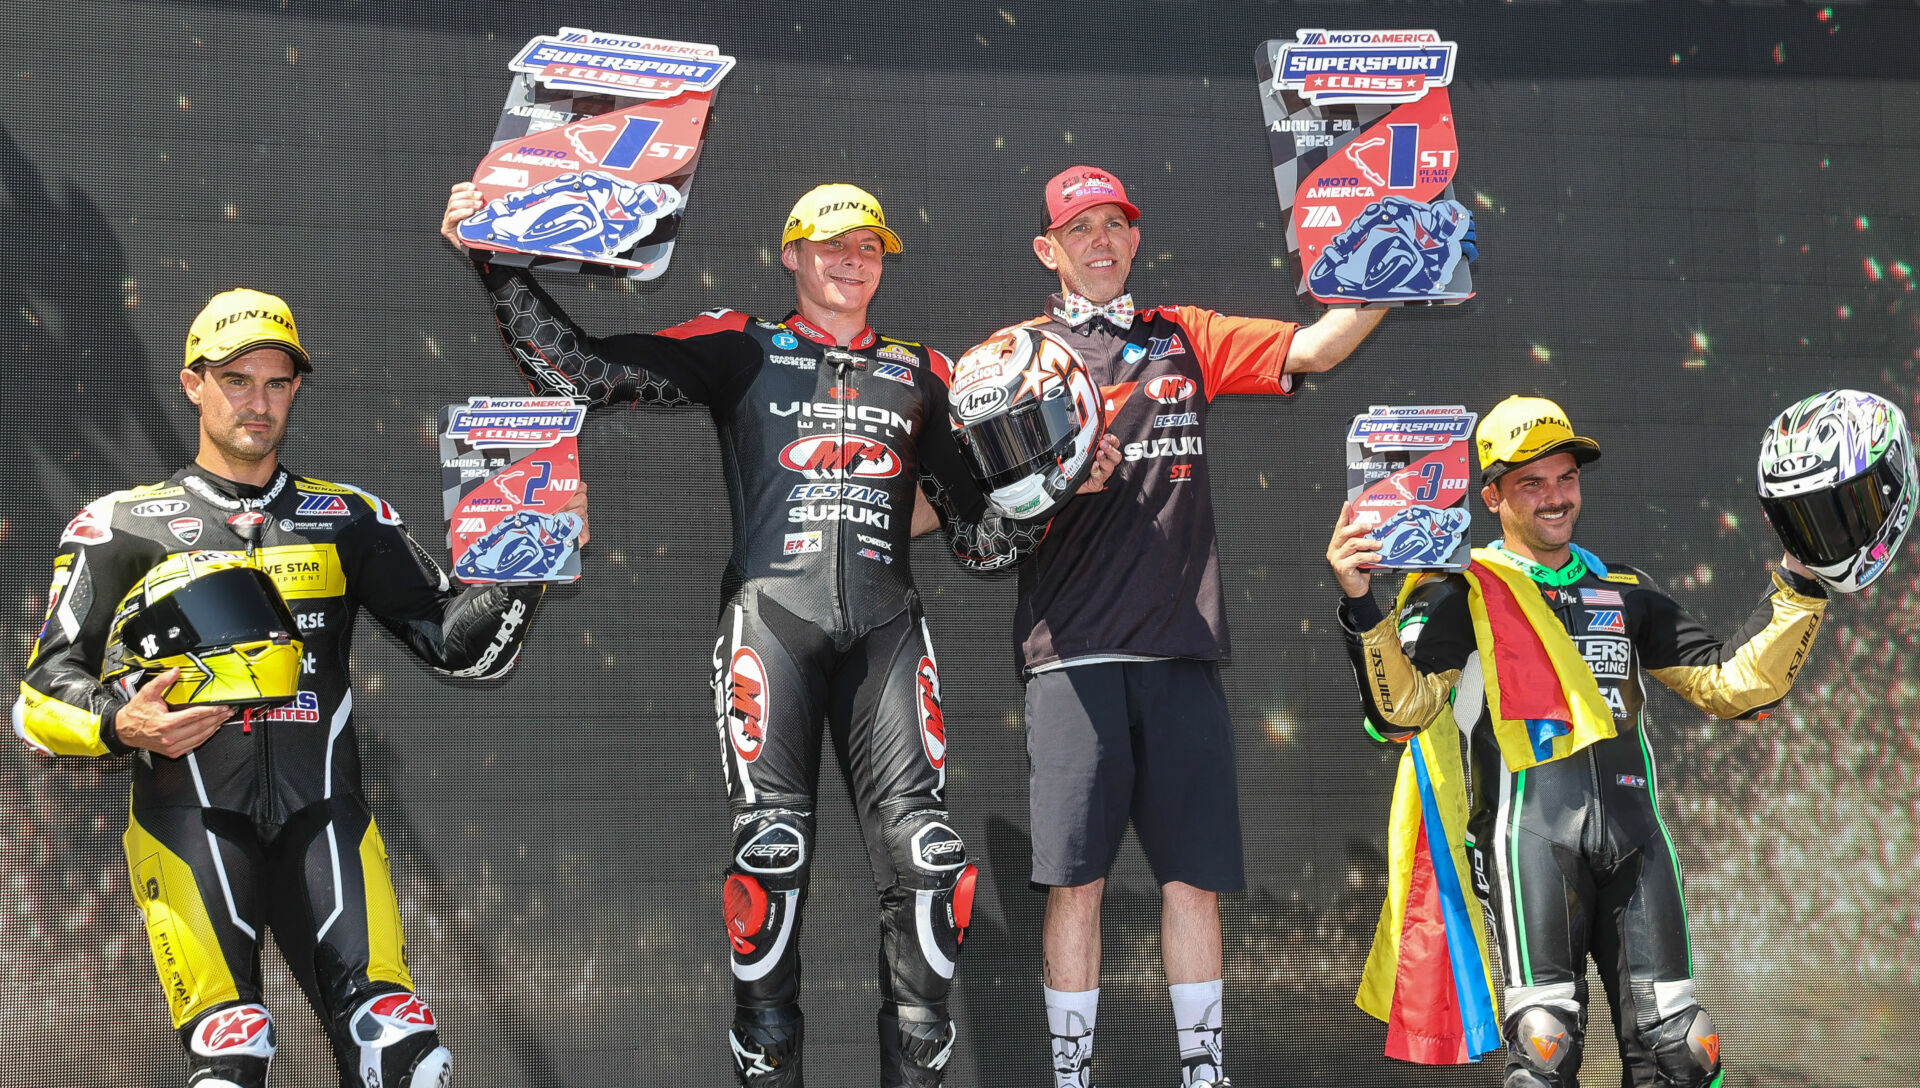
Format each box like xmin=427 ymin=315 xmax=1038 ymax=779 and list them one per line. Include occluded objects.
xmin=103 ymin=551 xmax=303 ymax=708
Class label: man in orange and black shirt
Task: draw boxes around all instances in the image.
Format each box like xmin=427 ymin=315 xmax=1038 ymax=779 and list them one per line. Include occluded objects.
xmin=980 ymin=166 xmax=1410 ymax=1088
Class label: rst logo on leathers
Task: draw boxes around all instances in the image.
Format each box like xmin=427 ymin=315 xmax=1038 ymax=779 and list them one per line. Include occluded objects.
xmin=915 ymin=656 xmax=945 ymax=769
xmin=735 ymin=821 xmax=807 ymax=875
xmin=726 ymin=647 xmax=770 ymax=762
xmin=778 ymin=435 xmax=901 ymax=480
xmin=1145 ymin=375 xmax=1196 ymax=404
xmin=910 ymin=819 xmax=967 ymax=872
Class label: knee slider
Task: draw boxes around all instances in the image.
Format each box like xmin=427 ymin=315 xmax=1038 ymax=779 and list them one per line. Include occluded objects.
xmin=730 ymin=1005 xmax=804 ymax=1087
xmin=1509 ymin=1005 xmax=1581 ymax=1081
xmin=728 ymin=810 xmax=811 ymax=978
xmin=883 ymin=809 xmax=977 ymax=980
xmin=884 ymin=808 xmax=968 ymax=892
xmin=346 ymin=991 xmax=449 ymax=1088
xmin=185 ymin=1003 xmax=276 ymax=1088
xmin=1644 ymin=1005 xmax=1721 ymax=1087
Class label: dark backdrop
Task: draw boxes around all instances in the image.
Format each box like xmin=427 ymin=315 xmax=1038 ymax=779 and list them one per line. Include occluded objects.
xmin=4 ymin=2 xmax=1916 ymax=1086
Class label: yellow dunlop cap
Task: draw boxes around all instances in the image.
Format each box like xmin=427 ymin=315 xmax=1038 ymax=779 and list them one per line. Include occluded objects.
xmin=781 ymin=183 xmax=902 ymax=254
xmin=185 ymin=288 xmax=312 ymax=372
xmin=1476 ymin=395 xmax=1602 ymax=480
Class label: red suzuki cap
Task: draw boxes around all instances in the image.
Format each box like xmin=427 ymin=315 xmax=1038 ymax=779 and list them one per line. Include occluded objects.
xmin=1044 ymin=165 xmax=1142 ymax=230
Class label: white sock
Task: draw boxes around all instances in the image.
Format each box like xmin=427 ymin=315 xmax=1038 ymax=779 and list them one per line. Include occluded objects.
xmin=1170 ymin=979 xmax=1224 ymax=1085
xmin=1044 ymin=985 xmax=1099 ymax=1088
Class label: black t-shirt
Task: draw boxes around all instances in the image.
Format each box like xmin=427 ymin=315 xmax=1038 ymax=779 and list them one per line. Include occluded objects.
xmin=987 ymin=297 xmax=1298 ymax=671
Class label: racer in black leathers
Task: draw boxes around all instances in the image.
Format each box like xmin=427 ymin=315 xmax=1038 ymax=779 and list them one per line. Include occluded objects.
xmin=469 ymin=256 xmax=1042 ymax=1087
xmin=1338 ymin=546 xmax=1827 ymax=1088
xmin=16 ymin=464 xmax=544 ymax=1088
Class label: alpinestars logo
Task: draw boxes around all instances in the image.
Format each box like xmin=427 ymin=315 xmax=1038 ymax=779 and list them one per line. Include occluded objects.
xmin=191 ymin=1004 xmax=274 ymax=1057
xmin=453 ymin=597 xmax=527 ymax=677
xmin=364 ymin=992 xmax=436 ymax=1028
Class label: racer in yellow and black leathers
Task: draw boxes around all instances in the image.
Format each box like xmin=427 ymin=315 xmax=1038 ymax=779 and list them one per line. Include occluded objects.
xmin=1331 ymin=398 xmax=1829 ymax=1088
xmin=16 ymin=466 xmax=542 ymax=1088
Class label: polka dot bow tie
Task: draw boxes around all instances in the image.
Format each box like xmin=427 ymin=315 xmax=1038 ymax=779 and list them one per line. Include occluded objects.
xmin=1055 ymin=292 xmax=1136 ymax=330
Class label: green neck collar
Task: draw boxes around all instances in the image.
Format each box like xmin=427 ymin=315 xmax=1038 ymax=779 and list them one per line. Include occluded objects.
xmin=1483 ymin=540 xmax=1599 ymax=586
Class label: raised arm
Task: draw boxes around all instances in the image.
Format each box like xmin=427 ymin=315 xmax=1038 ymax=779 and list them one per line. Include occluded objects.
xmin=1283 ymin=306 xmax=1387 ymax=375
xmin=1633 ymin=564 xmax=1829 ymax=720
xmin=442 ymin=181 xmax=735 ymax=409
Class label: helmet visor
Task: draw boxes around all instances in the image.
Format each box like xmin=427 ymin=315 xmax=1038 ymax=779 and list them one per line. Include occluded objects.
xmin=952 ymin=391 xmax=1079 ymax=491
xmin=1759 ymin=453 xmax=1905 ymax=568
xmin=123 ymin=567 xmax=299 ymax=661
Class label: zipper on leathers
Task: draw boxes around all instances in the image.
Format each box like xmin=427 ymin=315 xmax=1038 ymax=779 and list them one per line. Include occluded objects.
xmin=831 ymin=362 xmax=850 ymax=639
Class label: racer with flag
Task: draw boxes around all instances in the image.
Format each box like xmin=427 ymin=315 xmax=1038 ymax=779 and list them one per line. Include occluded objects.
xmin=1327 ymin=395 xmax=1832 ymax=1088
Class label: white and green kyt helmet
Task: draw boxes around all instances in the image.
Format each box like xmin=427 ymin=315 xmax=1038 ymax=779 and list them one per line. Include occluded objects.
xmin=1757 ymin=389 xmax=1916 ymax=593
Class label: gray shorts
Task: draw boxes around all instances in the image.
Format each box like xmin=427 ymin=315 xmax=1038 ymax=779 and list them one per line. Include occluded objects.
xmin=1023 ymin=658 xmax=1245 ymax=892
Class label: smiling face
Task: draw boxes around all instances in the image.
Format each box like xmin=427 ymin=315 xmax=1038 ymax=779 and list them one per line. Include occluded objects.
xmin=181 ymin=348 xmax=301 ymax=470
xmin=782 ymin=228 xmax=885 ymax=317
xmin=1483 ymin=451 xmax=1583 ymax=564
xmin=1034 ymin=203 xmax=1139 ymax=303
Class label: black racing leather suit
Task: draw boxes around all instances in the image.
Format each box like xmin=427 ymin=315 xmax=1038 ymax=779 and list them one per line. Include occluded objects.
xmin=15 ymin=464 xmax=543 ymax=1088
xmin=1339 ymin=547 xmax=1827 ymax=1088
xmin=474 ymin=260 xmax=1039 ymax=1087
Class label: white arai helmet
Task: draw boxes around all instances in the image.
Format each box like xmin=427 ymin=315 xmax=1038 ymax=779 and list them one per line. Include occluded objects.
xmin=946 ymin=326 xmax=1104 ymax=521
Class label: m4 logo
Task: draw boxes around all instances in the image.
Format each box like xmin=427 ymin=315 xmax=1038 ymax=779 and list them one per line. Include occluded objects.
xmin=455 ymin=517 xmax=487 ymax=534
xmin=1300 ymin=205 xmax=1342 ymax=229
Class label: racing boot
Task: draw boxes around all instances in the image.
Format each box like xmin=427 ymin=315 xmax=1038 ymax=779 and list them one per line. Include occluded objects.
xmin=184 ymin=1003 xmax=276 ymax=1088
xmin=731 ymin=1005 xmax=803 ymax=1087
xmin=879 ymin=1004 xmax=955 ymax=1087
